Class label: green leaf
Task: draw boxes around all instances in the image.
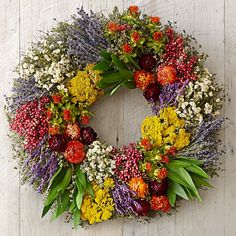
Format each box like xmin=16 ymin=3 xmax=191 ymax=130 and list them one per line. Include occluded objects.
xmin=171 ymin=182 xmax=189 ymax=200
xmin=42 ymin=201 xmax=54 ymax=218
xmin=93 ymin=60 xmax=112 ymax=71
xmin=61 ymin=168 xmax=72 ymax=194
xmin=185 ymin=164 xmax=210 ymax=179
xmin=45 ymin=184 xmax=63 ymax=206
xmin=118 ymin=68 xmax=133 ymax=79
xmin=168 ymin=160 xmax=191 ymax=168
xmin=48 ymin=166 xmax=62 ymax=188
xmin=73 ymin=209 xmax=81 ymax=229
xmin=75 ymin=178 xmax=85 ymax=210
xmin=191 ymin=174 xmax=213 ymax=188
xmin=76 ymin=166 xmax=87 ymax=188
xmin=167 ymin=185 xmax=176 ymax=206
xmin=122 ymin=80 xmax=136 ymax=89
xmin=167 ymin=171 xmax=189 ymax=188
xmin=177 ymin=157 xmax=204 ymax=165
xmin=110 ymin=83 xmax=122 ymax=95
xmin=176 ymin=167 xmax=197 ymax=191
xmin=111 ymin=54 xmax=126 ymax=69
xmin=85 ymin=181 xmax=94 ymax=197
xmin=69 ymin=199 xmax=76 ymax=213
xmin=99 ymin=50 xmax=112 ymax=61
xmin=126 ymin=55 xmax=141 ymax=69
xmin=101 ymin=72 xmax=123 ymax=84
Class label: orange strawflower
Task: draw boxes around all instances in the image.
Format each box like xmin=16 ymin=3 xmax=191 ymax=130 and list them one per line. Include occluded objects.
xmin=134 ymin=70 xmax=154 ymax=90
xmin=122 ymin=43 xmax=133 ymax=54
xmin=131 ymin=31 xmax=141 ymax=43
xmin=150 ymin=195 xmax=171 ymax=212
xmin=63 ymin=109 xmax=71 ymax=121
xmin=157 ymin=168 xmax=168 ymax=180
xmin=160 ymin=155 xmax=169 ymax=164
xmin=150 ymin=16 xmax=160 ymax=23
xmin=49 ymin=125 xmax=59 ymax=135
xmin=107 ymin=21 xmax=119 ymax=32
xmin=129 ymin=6 xmax=139 ymax=15
xmin=145 ymin=162 xmax=152 ymax=172
xmin=153 ymin=31 xmax=163 ymax=41
xmin=157 ymin=65 xmax=177 ymax=85
xmin=140 ymin=138 xmax=152 ymax=150
xmin=80 ymin=115 xmax=90 ymax=125
xmin=64 ymin=141 xmax=85 ymax=164
xmin=51 ymin=93 xmax=62 ymax=104
xmin=129 ymin=177 xmax=149 ymax=198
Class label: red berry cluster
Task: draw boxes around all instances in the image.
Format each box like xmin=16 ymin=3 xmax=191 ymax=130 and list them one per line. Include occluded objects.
xmin=161 ymin=28 xmax=198 ymax=82
xmin=114 ymin=144 xmax=143 ymax=182
xmin=10 ymin=97 xmax=49 ymax=151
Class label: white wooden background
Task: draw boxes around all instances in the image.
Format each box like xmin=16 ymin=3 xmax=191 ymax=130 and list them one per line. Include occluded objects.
xmin=0 ymin=0 xmax=236 ymax=235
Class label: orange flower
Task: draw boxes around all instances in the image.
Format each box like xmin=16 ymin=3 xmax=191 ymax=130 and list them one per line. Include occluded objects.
xmin=157 ymin=65 xmax=177 ymax=85
xmin=80 ymin=115 xmax=90 ymax=125
xmin=157 ymin=168 xmax=168 ymax=180
xmin=140 ymin=138 xmax=152 ymax=150
xmin=153 ymin=31 xmax=163 ymax=41
xmin=129 ymin=177 xmax=149 ymax=198
xmin=52 ymin=93 xmax=62 ymax=104
xmin=63 ymin=109 xmax=71 ymax=121
xmin=129 ymin=5 xmax=139 ymax=14
xmin=160 ymin=155 xmax=169 ymax=164
xmin=65 ymin=123 xmax=80 ymax=139
xmin=134 ymin=70 xmax=154 ymax=90
xmin=64 ymin=140 xmax=85 ymax=164
xmin=107 ymin=21 xmax=118 ymax=32
xmin=145 ymin=162 xmax=152 ymax=172
xmin=150 ymin=16 xmax=160 ymax=23
xmin=46 ymin=109 xmax=53 ymax=119
xmin=131 ymin=31 xmax=141 ymax=43
xmin=122 ymin=43 xmax=133 ymax=54
xmin=150 ymin=195 xmax=171 ymax=212
xmin=49 ymin=125 xmax=59 ymax=135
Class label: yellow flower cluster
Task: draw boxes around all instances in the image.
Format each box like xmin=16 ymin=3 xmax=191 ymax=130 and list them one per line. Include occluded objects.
xmin=81 ymin=178 xmax=115 ymax=224
xmin=141 ymin=107 xmax=190 ymax=150
xmin=66 ymin=64 xmax=103 ymax=108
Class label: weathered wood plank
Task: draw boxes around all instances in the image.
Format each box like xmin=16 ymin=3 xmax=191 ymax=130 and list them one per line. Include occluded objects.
xmin=0 ymin=1 xmax=20 ymax=236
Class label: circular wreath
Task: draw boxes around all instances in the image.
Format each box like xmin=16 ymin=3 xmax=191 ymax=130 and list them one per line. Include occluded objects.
xmin=6 ymin=6 xmax=224 ymax=227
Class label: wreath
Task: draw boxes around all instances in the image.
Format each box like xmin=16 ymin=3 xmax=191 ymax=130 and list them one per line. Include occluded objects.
xmin=6 ymin=6 xmax=225 ymax=228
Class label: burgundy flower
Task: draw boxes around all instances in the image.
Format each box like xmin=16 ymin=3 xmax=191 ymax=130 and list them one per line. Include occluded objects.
xmin=149 ymin=179 xmax=169 ymax=196
xmin=133 ymin=199 xmax=150 ymax=216
xmin=143 ymin=83 xmax=160 ymax=102
xmin=48 ymin=134 xmax=67 ymax=152
xmin=80 ymin=127 xmax=97 ymax=145
xmin=138 ymin=54 xmax=157 ymax=71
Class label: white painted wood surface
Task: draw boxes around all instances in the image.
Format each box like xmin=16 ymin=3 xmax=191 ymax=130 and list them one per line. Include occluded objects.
xmin=0 ymin=0 xmax=235 ymax=235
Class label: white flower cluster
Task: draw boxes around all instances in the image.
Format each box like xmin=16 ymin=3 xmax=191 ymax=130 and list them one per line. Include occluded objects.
xmin=176 ymin=68 xmax=222 ymax=124
xmin=19 ymin=39 xmax=76 ymax=92
xmin=80 ymin=140 xmax=115 ymax=186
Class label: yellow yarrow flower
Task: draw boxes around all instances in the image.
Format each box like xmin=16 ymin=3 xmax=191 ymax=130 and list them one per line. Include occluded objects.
xmin=66 ymin=64 xmax=103 ymax=108
xmin=81 ymin=178 xmax=115 ymax=224
xmin=141 ymin=107 xmax=190 ymax=150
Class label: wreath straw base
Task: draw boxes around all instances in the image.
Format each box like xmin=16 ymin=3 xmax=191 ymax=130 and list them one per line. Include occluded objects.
xmin=6 ymin=6 xmax=224 ymax=228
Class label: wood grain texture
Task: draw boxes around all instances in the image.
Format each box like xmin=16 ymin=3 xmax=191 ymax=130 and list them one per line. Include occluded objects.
xmin=0 ymin=0 xmax=236 ymax=235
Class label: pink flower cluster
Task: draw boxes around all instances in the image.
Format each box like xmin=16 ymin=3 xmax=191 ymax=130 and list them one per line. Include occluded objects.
xmin=162 ymin=28 xmax=198 ymax=82
xmin=10 ymin=97 xmax=49 ymax=151
xmin=114 ymin=143 xmax=143 ymax=182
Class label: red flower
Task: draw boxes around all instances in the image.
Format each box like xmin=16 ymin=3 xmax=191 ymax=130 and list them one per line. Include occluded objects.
xmin=167 ymin=146 xmax=176 ymax=156
xmin=117 ymin=24 xmax=127 ymax=31
xmin=63 ymin=109 xmax=71 ymax=121
xmin=129 ymin=5 xmax=139 ymax=15
xmin=131 ymin=31 xmax=141 ymax=43
xmin=80 ymin=115 xmax=90 ymax=125
xmin=122 ymin=43 xmax=133 ymax=54
xmin=157 ymin=168 xmax=168 ymax=180
xmin=52 ymin=93 xmax=62 ymax=104
xmin=145 ymin=162 xmax=152 ymax=172
xmin=153 ymin=31 xmax=163 ymax=41
xmin=107 ymin=21 xmax=118 ymax=32
xmin=140 ymin=138 xmax=152 ymax=150
xmin=157 ymin=65 xmax=177 ymax=85
xmin=49 ymin=125 xmax=59 ymax=135
xmin=151 ymin=195 xmax=171 ymax=212
xmin=160 ymin=155 xmax=169 ymax=164
xmin=46 ymin=109 xmax=53 ymax=119
xmin=150 ymin=16 xmax=160 ymax=23
xmin=134 ymin=70 xmax=154 ymax=90
xmin=64 ymin=141 xmax=85 ymax=164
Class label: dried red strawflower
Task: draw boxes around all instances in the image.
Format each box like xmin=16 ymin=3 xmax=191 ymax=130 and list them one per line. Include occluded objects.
xmin=52 ymin=93 xmax=63 ymax=104
xmin=122 ymin=43 xmax=133 ymax=54
xmin=167 ymin=146 xmax=177 ymax=156
xmin=140 ymin=138 xmax=153 ymax=150
xmin=153 ymin=31 xmax=163 ymax=41
xmin=138 ymin=54 xmax=157 ymax=71
xmin=80 ymin=115 xmax=90 ymax=125
xmin=150 ymin=16 xmax=160 ymax=23
xmin=107 ymin=21 xmax=119 ymax=32
xmin=160 ymin=155 xmax=169 ymax=164
xmin=151 ymin=195 xmax=171 ymax=212
xmin=145 ymin=162 xmax=152 ymax=172
xmin=157 ymin=168 xmax=168 ymax=180
xmin=157 ymin=65 xmax=177 ymax=85
xmin=129 ymin=177 xmax=149 ymax=198
xmin=64 ymin=140 xmax=85 ymax=164
xmin=63 ymin=109 xmax=71 ymax=121
xmin=134 ymin=70 xmax=154 ymax=90
xmin=143 ymin=83 xmax=160 ymax=103
xmin=131 ymin=31 xmax=141 ymax=43
xmin=129 ymin=6 xmax=139 ymax=15
xmin=65 ymin=123 xmax=80 ymax=139
xmin=49 ymin=125 xmax=60 ymax=135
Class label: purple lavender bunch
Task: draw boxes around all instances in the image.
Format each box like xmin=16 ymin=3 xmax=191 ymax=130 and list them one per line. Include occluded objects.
xmin=152 ymin=81 xmax=188 ymax=114
xmin=5 ymin=76 xmax=49 ymax=114
xmin=23 ymin=135 xmax=59 ymax=193
xmin=66 ymin=7 xmax=109 ymax=67
xmin=112 ymin=182 xmax=143 ymax=216
xmin=177 ymin=117 xmax=225 ymax=176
